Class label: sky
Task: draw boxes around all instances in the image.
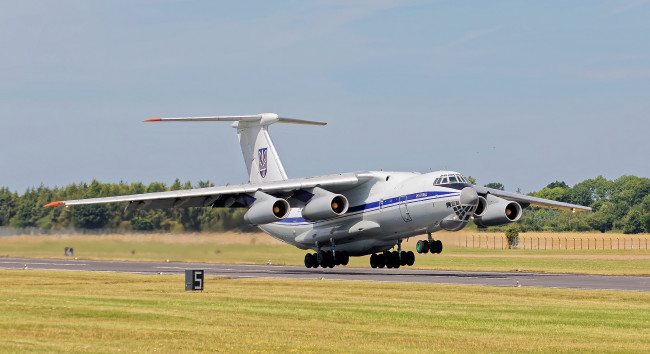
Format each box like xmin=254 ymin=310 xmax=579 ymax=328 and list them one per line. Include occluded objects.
xmin=1 ymin=0 xmax=649 ymax=194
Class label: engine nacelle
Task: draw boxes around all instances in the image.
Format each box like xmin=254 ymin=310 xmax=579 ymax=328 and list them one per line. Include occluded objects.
xmin=301 ymin=189 xmax=349 ymax=221
xmin=473 ymin=196 xmax=488 ymax=217
xmin=473 ymin=196 xmax=522 ymax=227
xmin=244 ymin=195 xmax=290 ymax=225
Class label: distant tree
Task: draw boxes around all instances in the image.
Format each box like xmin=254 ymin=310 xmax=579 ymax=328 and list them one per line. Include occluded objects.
xmin=546 ymin=181 xmax=569 ymax=189
xmin=130 ymin=216 xmax=154 ymax=231
xmin=505 ymin=224 xmax=520 ymax=248
xmin=531 ymin=187 xmax=571 ymax=203
xmin=10 ymin=203 xmax=36 ymax=228
xmin=0 ymin=187 xmax=16 ymax=226
xmin=467 ymin=176 xmax=477 ymax=185
xmin=146 ymin=182 xmax=167 ymax=193
xmin=623 ymin=210 xmax=644 ymax=234
xmin=484 ymin=182 xmax=505 ymax=191
xmin=71 ymin=205 xmax=109 ymax=229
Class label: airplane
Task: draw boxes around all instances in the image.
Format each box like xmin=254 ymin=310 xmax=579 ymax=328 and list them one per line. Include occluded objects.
xmin=45 ymin=113 xmax=591 ymax=269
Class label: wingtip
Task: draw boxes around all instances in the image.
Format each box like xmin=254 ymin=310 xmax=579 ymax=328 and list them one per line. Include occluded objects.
xmin=44 ymin=201 xmax=64 ymax=208
xmin=144 ymin=118 xmax=162 ymax=122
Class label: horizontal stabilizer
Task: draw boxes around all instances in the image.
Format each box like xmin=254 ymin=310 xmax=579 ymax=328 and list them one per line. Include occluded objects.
xmin=145 ymin=113 xmax=326 ymax=126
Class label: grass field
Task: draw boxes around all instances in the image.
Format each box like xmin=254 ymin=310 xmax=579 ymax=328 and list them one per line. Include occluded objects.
xmin=1 ymin=270 xmax=649 ymax=352
xmin=1 ymin=232 xmax=649 ymax=275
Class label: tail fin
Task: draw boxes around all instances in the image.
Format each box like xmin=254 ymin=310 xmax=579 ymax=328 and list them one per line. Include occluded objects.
xmin=146 ymin=113 xmax=326 ymax=183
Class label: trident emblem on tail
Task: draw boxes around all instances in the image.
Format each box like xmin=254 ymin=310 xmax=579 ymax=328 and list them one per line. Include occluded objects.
xmin=258 ymin=148 xmax=268 ymax=178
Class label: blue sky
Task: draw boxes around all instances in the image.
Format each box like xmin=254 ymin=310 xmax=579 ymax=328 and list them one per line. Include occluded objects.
xmin=1 ymin=0 xmax=649 ymax=193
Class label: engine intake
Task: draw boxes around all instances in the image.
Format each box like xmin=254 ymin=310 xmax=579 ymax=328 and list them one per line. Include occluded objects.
xmin=302 ymin=188 xmax=349 ymax=221
xmin=244 ymin=193 xmax=290 ymax=225
xmin=473 ymin=196 xmax=522 ymax=227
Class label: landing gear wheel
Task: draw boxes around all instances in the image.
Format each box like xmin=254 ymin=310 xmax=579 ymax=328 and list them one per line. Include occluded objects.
xmin=304 ymin=253 xmax=313 ymax=268
xmin=376 ymin=253 xmax=386 ymax=268
xmin=383 ymin=251 xmax=393 ymax=268
xmin=326 ymin=251 xmax=335 ymax=268
xmin=317 ymin=251 xmax=327 ymax=268
xmin=340 ymin=251 xmax=350 ymax=266
xmin=370 ymin=254 xmax=377 ymax=268
xmin=405 ymin=251 xmax=415 ymax=266
xmin=399 ymin=252 xmax=407 ymax=266
xmin=416 ymin=240 xmax=426 ymax=254
xmin=391 ymin=251 xmax=401 ymax=269
xmin=435 ymin=240 xmax=443 ymax=254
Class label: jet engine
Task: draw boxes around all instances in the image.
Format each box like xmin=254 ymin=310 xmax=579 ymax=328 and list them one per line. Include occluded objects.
xmin=244 ymin=192 xmax=290 ymax=225
xmin=473 ymin=195 xmax=522 ymax=227
xmin=473 ymin=196 xmax=488 ymax=217
xmin=301 ymin=188 xmax=349 ymax=221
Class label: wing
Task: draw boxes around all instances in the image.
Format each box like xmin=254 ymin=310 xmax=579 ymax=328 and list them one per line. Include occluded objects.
xmin=473 ymin=186 xmax=592 ymax=212
xmin=44 ymin=172 xmax=371 ymax=211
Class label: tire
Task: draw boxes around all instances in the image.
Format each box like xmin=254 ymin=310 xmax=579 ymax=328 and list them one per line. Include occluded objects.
xmin=317 ymin=250 xmax=327 ymax=266
xmin=397 ymin=251 xmax=408 ymax=267
xmin=430 ymin=240 xmax=438 ymax=254
xmin=327 ymin=251 xmax=335 ymax=268
xmin=304 ymin=253 xmax=312 ymax=268
xmin=370 ymin=254 xmax=377 ymax=268
xmin=406 ymin=251 xmax=415 ymax=266
xmin=416 ymin=240 xmax=425 ymax=254
xmin=377 ymin=253 xmax=386 ymax=268
xmin=384 ymin=251 xmax=393 ymax=268
xmin=391 ymin=251 xmax=401 ymax=269
xmin=436 ymin=240 xmax=443 ymax=254
xmin=341 ymin=251 xmax=350 ymax=266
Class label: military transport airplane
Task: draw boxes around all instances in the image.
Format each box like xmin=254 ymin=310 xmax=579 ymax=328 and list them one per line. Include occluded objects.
xmin=45 ymin=113 xmax=591 ymax=269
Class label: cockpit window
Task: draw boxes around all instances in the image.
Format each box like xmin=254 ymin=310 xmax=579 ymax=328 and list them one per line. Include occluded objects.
xmin=435 ymin=174 xmax=469 ymax=186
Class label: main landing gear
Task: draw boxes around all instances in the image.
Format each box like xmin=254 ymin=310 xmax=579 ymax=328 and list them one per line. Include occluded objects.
xmin=369 ymin=240 xmax=415 ymax=269
xmin=304 ymin=250 xmax=349 ymax=268
xmin=369 ymin=250 xmax=415 ymax=268
xmin=304 ymin=238 xmax=350 ymax=268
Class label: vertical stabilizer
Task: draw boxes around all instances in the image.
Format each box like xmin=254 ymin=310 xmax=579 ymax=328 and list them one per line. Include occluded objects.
xmin=145 ymin=113 xmax=326 ymax=184
xmin=235 ymin=120 xmax=288 ymax=183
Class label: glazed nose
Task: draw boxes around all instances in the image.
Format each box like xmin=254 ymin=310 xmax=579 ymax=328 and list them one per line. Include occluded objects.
xmin=460 ymin=187 xmax=479 ymax=206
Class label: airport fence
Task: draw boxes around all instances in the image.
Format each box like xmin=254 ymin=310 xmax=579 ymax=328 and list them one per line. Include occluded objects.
xmin=456 ymin=234 xmax=650 ymax=250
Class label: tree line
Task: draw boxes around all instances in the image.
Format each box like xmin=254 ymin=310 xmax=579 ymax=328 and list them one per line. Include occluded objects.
xmin=0 ymin=179 xmax=254 ymax=233
xmin=1 ymin=175 xmax=649 ymax=234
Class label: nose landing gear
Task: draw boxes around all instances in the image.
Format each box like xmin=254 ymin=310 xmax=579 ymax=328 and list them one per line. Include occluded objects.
xmin=416 ymin=233 xmax=443 ymax=254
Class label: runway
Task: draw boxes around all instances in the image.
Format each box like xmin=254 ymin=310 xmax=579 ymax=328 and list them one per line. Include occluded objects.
xmin=1 ymin=257 xmax=648 ymax=291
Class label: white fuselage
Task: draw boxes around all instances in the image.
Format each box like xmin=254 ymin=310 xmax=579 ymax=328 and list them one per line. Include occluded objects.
xmin=259 ymin=170 xmax=470 ymax=255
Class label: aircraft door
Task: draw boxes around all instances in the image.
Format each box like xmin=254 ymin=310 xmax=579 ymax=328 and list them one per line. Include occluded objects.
xmin=399 ymin=195 xmax=412 ymax=222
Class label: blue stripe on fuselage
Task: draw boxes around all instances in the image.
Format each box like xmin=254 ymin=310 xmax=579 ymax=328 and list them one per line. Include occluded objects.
xmin=276 ymin=190 xmax=459 ymax=225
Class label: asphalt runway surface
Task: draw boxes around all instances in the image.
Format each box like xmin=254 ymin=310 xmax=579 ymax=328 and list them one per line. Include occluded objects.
xmin=1 ymin=257 xmax=648 ymax=291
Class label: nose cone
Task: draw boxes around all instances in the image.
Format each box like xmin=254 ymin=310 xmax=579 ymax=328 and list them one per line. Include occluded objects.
xmin=460 ymin=187 xmax=479 ymax=206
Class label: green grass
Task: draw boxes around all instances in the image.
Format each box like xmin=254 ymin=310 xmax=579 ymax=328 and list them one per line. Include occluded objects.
xmin=0 ymin=270 xmax=648 ymax=352
xmin=2 ymin=234 xmax=650 ymax=275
